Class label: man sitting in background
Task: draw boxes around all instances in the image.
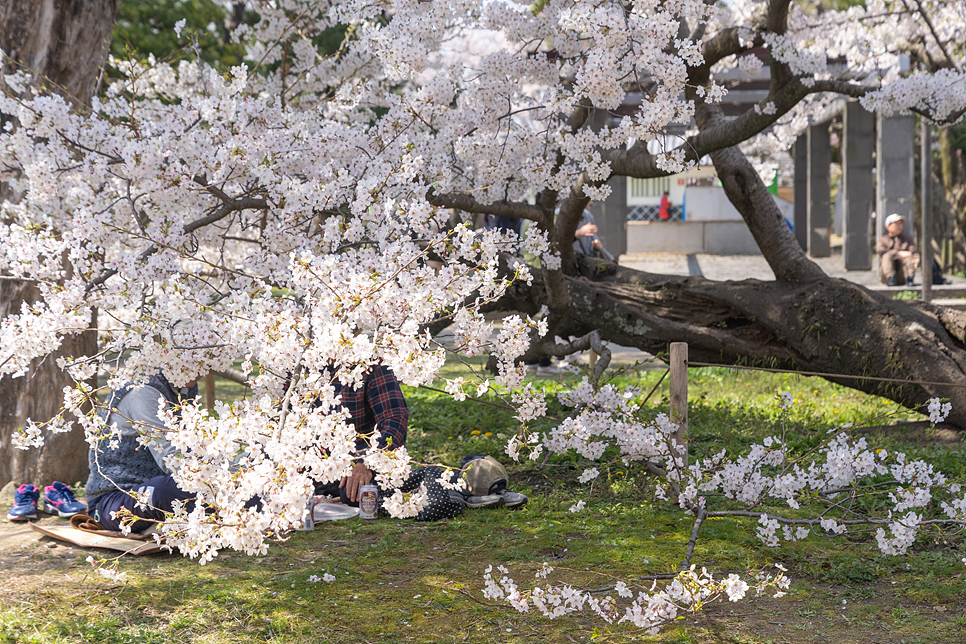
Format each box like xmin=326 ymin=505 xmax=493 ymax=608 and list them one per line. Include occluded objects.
xmin=877 ymin=213 xmax=920 ymax=287
xmin=573 ymin=209 xmax=615 ymax=261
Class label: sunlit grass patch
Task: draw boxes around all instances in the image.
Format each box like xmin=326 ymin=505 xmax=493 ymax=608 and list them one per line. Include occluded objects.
xmin=5 ymin=358 xmax=964 ymax=643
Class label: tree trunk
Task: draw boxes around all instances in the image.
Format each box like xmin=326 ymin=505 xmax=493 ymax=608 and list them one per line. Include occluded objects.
xmin=0 ymin=0 xmax=116 ymax=488
xmin=500 ymin=259 xmax=966 ymax=428
xmin=0 ymin=0 xmax=117 ymax=108
xmin=0 ymin=280 xmax=96 ymax=487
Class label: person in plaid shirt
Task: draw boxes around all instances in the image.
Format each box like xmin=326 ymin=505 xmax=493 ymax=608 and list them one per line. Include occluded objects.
xmin=316 ymin=364 xmax=465 ymax=521
xmin=329 ymin=364 xmax=409 ymax=503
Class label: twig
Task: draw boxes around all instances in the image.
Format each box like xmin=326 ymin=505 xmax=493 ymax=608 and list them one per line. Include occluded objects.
xmin=429 ymin=584 xmax=502 ymax=607
xmin=641 ymin=369 xmax=670 ymax=406
xmin=680 ymin=507 xmax=707 ymax=571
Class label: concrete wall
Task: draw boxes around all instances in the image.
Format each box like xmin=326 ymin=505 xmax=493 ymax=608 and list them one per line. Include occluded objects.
xmin=683 ymin=187 xmax=792 ymax=225
xmin=625 ymin=188 xmax=790 ymax=255
xmin=685 ymin=186 xmax=741 ymax=221
xmin=627 ymin=221 xmax=760 ymax=254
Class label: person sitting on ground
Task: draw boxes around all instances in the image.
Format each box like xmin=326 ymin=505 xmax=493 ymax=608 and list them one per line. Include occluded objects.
xmin=877 ymin=213 xmax=920 ymax=287
xmin=573 ymin=209 xmax=614 ymax=261
xmin=87 ymin=365 xmax=461 ymax=531
xmin=86 ymin=372 xmax=202 ymax=533
xmin=313 ymin=364 xmax=463 ymax=521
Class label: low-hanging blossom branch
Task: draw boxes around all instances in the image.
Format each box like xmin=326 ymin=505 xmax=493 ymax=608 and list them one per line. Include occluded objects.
xmin=2 ymin=0 xmax=965 ymax=601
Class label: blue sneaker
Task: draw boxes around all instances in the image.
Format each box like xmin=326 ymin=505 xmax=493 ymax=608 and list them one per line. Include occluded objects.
xmin=7 ymin=484 xmax=40 ymax=521
xmin=42 ymin=482 xmax=86 ymax=518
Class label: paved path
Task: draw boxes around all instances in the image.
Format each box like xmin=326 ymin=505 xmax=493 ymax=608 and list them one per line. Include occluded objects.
xmin=620 ymin=252 xmax=966 ymax=289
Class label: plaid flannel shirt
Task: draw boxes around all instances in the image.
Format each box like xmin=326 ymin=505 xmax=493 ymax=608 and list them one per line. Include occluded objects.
xmin=332 ymin=365 xmax=408 ymax=453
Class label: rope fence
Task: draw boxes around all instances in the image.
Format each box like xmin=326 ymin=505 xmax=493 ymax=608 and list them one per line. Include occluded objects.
xmin=201 ymin=345 xmax=960 ymax=420
xmin=685 ymin=361 xmax=965 ymax=389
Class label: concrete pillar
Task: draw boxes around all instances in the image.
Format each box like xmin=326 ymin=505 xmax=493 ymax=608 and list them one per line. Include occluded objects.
xmin=589 ymin=174 xmax=626 ymax=258
xmin=842 ymin=101 xmax=875 ymax=270
xmin=807 ymin=123 xmax=831 ymax=257
xmin=876 ymin=114 xmax=915 ymax=241
xmin=598 ymin=174 xmax=627 ymax=257
xmin=588 ymin=110 xmax=627 ymax=258
xmin=793 ymin=134 xmax=808 ymax=251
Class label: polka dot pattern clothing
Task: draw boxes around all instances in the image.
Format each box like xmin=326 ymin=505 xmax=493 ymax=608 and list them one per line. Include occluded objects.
xmin=399 ymin=466 xmax=464 ymax=522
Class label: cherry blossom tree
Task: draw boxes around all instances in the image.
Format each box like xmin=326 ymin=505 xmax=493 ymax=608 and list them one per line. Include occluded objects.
xmin=2 ymin=0 xmax=966 ymax=567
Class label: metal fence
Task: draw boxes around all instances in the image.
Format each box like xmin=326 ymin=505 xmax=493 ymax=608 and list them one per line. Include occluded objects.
xmin=627 ymin=204 xmax=684 ymax=222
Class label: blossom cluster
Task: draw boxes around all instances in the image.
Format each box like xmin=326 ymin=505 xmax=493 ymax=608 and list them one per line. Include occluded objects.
xmin=483 ymin=564 xmax=789 ymax=634
xmin=511 ymin=370 xmax=964 ymax=558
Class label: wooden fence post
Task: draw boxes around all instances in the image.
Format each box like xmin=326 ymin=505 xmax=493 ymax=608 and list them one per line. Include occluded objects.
xmin=669 ymin=342 xmax=688 ymax=466
xmin=205 ymin=372 xmax=216 ymax=411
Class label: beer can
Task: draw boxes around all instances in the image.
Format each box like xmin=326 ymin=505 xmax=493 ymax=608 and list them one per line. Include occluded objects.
xmin=359 ymin=485 xmax=379 ymax=519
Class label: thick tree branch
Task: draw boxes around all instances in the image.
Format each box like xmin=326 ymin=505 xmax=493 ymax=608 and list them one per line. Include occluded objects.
xmin=702 ymin=127 xmax=823 ymax=281
xmin=427 ymin=192 xmax=543 ymax=222
xmin=555 ymin=180 xmax=590 ymax=272
xmin=809 ymin=79 xmax=870 ymax=99
xmin=610 ymin=75 xmax=879 ymax=181
xmin=85 ymin=189 xmax=269 ymax=294
xmin=766 ymin=0 xmax=794 ymax=86
xmin=535 ymin=330 xmax=612 ymax=379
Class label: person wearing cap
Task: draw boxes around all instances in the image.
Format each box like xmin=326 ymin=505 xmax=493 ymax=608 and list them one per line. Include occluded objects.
xmin=877 ymin=213 xmax=920 ymax=287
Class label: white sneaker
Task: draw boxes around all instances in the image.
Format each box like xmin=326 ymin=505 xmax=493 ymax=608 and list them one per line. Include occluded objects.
xmin=500 ymin=490 xmax=528 ymax=509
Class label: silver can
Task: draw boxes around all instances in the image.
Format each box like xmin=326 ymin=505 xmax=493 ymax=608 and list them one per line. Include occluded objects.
xmin=296 ymin=497 xmax=315 ymax=531
xmin=359 ymin=485 xmax=379 ymax=519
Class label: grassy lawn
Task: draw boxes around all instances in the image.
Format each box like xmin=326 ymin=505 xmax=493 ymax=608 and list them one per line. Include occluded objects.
xmin=1 ymin=360 xmax=964 ymax=643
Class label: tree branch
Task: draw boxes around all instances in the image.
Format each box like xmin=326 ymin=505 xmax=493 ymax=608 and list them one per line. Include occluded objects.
xmin=427 ymin=192 xmax=543 ymax=222
xmin=85 ymin=187 xmax=269 ymax=294
xmin=680 ymin=507 xmax=707 ymax=571
xmin=535 ymin=330 xmax=612 ymax=379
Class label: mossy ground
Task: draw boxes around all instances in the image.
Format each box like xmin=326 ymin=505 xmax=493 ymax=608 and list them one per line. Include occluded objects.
xmin=1 ymin=361 xmax=963 ymax=643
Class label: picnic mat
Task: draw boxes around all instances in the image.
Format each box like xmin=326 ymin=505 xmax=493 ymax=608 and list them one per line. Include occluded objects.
xmin=30 ymin=522 xmax=165 ymax=555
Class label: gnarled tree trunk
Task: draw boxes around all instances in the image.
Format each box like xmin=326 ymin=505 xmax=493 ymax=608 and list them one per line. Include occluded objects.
xmin=500 ymin=257 xmax=966 ymax=427
xmin=0 ymin=0 xmax=117 ymax=487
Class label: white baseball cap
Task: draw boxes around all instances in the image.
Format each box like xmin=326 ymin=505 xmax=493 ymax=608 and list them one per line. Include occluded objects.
xmin=885 ymin=213 xmax=906 ymax=226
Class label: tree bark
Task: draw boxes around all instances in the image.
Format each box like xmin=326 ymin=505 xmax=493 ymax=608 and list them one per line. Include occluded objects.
xmin=497 ymin=258 xmax=966 ymax=428
xmin=0 ymin=279 xmax=97 ymax=487
xmin=0 ymin=0 xmax=116 ymax=487
xmin=0 ymin=0 xmax=117 ymax=108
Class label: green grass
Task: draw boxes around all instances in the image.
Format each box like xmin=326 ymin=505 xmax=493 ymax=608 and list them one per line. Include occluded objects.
xmin=2 ymin=361 xmax=964 ymax=643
